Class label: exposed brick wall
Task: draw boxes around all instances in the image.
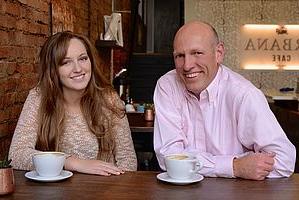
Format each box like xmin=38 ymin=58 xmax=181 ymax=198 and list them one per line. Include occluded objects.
xmin=0 ymin=0 xmax=49 ymax=159
xmin=51 ymin=0 xmax=113 ymax=81
xmin=0 ymin=0 xmax=130 ymax=158
xmin=90 ymin=0 xmax=113 ymax=81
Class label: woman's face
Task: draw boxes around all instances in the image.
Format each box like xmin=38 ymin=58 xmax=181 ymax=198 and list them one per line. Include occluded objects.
xmin=58 ymin=38 xmax=92 ymax=96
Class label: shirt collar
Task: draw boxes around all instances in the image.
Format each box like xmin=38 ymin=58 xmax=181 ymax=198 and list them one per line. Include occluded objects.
xmin=183 ymin=65 xmax=223 ymax=103
xmin=203 ymin=65 xmax=223 ymax=103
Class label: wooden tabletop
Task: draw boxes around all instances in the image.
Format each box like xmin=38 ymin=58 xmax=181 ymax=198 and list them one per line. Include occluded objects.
xmin=3 ymin=171 xmax=299 ymax=200
xmin=127 ymin=112 xmax=154 ymax=133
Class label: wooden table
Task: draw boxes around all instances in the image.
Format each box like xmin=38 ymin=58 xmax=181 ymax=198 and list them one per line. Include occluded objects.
xmin=3 ymin=171 xmax=299 ymax=200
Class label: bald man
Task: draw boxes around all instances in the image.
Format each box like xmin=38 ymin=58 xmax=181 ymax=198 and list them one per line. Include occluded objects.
xmin=153 ymin=21 xmax=295 ymax=180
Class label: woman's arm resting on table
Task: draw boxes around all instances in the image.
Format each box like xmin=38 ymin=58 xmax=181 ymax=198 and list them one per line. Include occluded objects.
xmin=64 ymin=156 xmax=124 ymax=176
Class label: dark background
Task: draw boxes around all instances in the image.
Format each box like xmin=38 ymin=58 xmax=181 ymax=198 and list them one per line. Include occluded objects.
xmin=128 ymin=0 xmax=184 ymax=103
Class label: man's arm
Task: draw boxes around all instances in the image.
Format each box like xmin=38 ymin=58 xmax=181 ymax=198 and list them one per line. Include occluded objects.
xmin=154 ymin=77 xmax=239 ymax=178
xmin=235 ymin=88 xmax=296 ymax=179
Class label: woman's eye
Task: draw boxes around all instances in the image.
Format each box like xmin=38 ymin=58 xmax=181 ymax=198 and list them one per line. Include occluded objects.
xmin=79 ymin=56 xmax=88 ymax=61
xmin=174 ymin=54 xmax=184 ymax=59
xmin=61 ymin=60 xmax=71 ymax=65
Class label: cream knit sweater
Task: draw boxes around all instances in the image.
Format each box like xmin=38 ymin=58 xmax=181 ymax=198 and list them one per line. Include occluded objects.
xmin=9 ymin=88 xmax=137 ymax=171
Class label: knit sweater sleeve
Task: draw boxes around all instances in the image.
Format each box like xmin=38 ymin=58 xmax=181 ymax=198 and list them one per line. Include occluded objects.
xmin=110 ymin=93 xmax=137 ymax=171
xmin=8 ymin=88 xmax=41 ymax=170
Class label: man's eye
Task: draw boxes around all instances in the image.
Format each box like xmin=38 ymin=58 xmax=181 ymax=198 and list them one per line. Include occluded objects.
xmin=194 ymin=51 xmax=203 ymax=55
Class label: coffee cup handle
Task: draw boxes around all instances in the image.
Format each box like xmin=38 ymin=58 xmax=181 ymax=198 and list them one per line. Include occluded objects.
xmin=190 ymin=160 xmax=202 ymax=173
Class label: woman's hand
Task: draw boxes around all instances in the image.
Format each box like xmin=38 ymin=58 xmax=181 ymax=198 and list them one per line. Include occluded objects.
xmin=64 ymin=156 xmax=124 ymax=176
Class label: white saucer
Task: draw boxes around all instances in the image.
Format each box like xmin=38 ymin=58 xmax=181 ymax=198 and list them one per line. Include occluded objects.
xmin=156 ymin=172 xmax=204 ymax=185
xmin=25 ymin=170 xmax=73 ymax=182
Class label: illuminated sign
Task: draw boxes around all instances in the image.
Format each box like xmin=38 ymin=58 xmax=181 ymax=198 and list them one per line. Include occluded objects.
xmin=240 ymin=24 xmax=299 ymax=70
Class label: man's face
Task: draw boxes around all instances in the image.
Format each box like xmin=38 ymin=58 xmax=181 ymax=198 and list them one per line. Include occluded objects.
xmin=173 ymin=24 xmax=224 ymax=95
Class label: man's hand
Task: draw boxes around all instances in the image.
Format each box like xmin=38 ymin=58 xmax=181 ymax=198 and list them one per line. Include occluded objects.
xmin=233 ymin=152 xmax=275 ymax=180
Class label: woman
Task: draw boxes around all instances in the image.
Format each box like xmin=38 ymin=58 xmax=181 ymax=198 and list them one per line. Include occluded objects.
xmin=9 ymin=31 xmax=137 ymax=176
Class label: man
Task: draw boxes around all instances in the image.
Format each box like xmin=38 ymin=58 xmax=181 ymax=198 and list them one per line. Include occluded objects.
xmin=153 ymin=20 xmax=296 ymax=180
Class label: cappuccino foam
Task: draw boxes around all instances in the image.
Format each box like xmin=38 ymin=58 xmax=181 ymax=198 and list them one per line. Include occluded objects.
xmin=167 ymin=155 xmax=189 ymax=160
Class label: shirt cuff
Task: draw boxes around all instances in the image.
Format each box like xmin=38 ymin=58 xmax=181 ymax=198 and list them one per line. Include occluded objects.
xmin=214 ymin=155 xmax=235 ymax=178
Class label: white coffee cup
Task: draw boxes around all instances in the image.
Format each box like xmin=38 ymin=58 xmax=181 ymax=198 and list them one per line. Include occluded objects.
xmin=165 ymin=154 xmax=202 ymax=180
xmin=32 ymin=152 xmax=66 ymax=177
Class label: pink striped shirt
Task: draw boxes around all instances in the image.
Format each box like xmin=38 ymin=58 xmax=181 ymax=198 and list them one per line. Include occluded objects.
xmin=154 ymin=65 xmax=295 ymax=178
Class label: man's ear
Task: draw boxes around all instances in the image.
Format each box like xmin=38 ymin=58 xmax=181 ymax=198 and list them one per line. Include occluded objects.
xmin=215 ymin=42 xmax=225 ymax=64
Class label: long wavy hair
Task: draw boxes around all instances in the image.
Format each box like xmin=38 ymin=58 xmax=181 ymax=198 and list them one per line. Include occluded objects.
xmin=35 ymin=31 xmax=124 ymax=155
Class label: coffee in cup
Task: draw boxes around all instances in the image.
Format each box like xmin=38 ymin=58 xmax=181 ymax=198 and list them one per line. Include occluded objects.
xmin=166 ymin=154 xmax=189 ymax=160
xmin=32 ymin=152 xmax=66 ymax=177
xmin=165 ymin=154 xmax=202 ymax=180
